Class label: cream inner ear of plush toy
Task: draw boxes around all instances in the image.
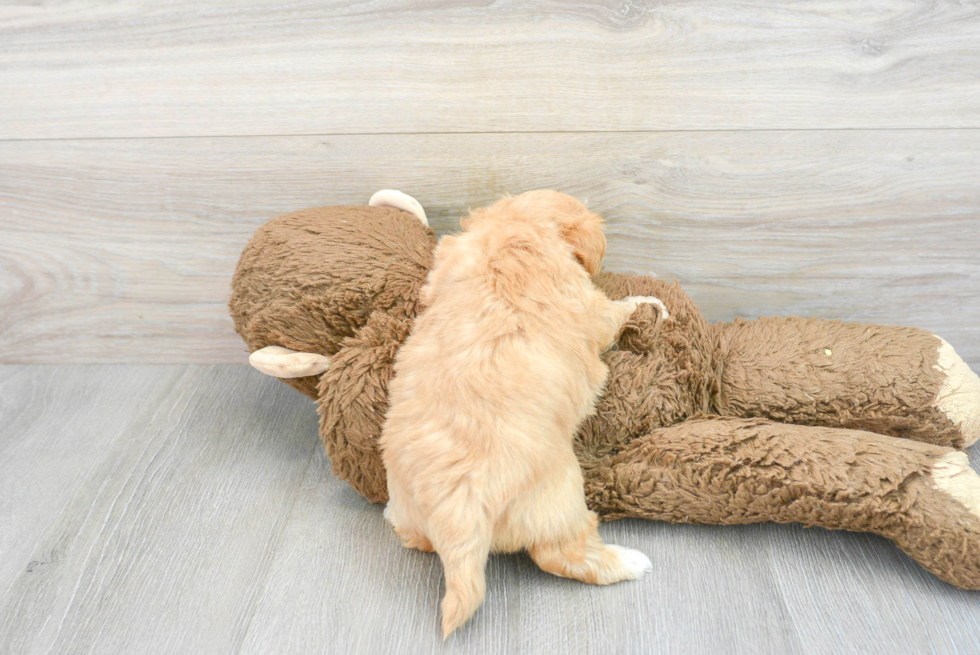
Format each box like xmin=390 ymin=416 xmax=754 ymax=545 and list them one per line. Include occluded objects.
xmin=249 ymin=346 xmax=331 ymax=378
xmin=369 ymin=189 xmax=429 ymax=226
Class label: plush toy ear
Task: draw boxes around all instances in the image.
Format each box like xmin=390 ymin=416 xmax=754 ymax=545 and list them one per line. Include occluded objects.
xmin=248 ymin=345 xmax=331 ymax=378
xmin=369 ymin=189 xmax=428 ymax=226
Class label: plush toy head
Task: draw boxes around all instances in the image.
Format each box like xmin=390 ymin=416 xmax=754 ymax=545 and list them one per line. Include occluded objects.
xmin=231 ymin=201 xmax=436 ymax=401
xmin=230 ymin=191 xmax=980 ymax=592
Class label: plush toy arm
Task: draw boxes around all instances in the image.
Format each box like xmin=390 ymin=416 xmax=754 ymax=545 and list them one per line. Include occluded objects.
xmin=713 ymin=318 xmax=980 ymax=449
xmin=315 ymin=311 xmax=413 ymax=504
xmin=582 ymin=416 xmax=980 ymax=590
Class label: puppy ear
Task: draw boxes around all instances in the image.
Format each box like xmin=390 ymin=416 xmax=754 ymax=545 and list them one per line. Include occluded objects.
xmin=460 ymin=206 xmax=490 ymax=231
xmin=511 ymin=190 xmax=607 ymax=275
xmin=560 ymin=215 xmax=606 ymax=276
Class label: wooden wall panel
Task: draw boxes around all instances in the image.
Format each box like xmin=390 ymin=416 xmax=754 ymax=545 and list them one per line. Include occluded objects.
xmin=1 ymin=1 xmax=979 ymax=138
xmin=2 ymin=130 xmax=977 ymax=364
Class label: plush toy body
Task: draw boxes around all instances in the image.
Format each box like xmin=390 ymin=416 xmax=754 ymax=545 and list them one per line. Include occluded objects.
xmin=230 ymin=192 xmax=980 ymax=591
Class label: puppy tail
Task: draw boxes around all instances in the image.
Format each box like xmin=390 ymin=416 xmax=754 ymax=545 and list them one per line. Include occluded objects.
xmin=436 ymin=518 xmax=492 ymax=639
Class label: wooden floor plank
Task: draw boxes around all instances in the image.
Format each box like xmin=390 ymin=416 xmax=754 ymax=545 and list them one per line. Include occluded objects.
xmin=1 ymin=1 xmax=978 ymax=138
xmin=2 ymin=130 xmax=978 ymax=364
xmin=0 ymin=366 xmax=318 ymax=655
xmin=237 ymin=447 xmax=803 ymax=655
xmin=0 ymin=366 xmax=166 ymax=601
xmin=2 ymin=365 xmax=980 ymax=653
xmin=763 ymin=521 xmax=980 ymax=654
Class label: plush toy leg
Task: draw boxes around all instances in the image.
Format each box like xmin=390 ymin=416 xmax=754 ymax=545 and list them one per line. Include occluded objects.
xmin=316 ymin=311 xmax=414 ymax=504
xmin=582 ymin=417 xmax=980 ymax=590
xmin=714 ymin=318 xmax=980 ymax=449
xmin=934 ymin=338 xmax=980 ymax=447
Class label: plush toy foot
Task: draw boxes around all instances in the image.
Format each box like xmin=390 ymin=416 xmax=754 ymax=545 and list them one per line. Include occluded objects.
xmin=248 ymin=345 xmax=331 ymax=378
xmin=932 ymin=452 xmax=980 ymax=519
xmin=934 ymin=338 xmax=980 ymax=447
xmin=369 ymin=189 xmax=429 ymax=226
xmin=890 ymin=451 xmax=980 ymax=589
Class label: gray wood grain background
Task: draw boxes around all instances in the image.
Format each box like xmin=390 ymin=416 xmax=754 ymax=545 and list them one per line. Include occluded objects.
xmin=2 ymin=1 xmax=979 ymax=137
xmin=1 ymin=132 xmax=978 ymax=364
xmin=1 ymin=1 xmax=979 ymax=365
xmin=2 ymin=2 xmax=980 ymax=653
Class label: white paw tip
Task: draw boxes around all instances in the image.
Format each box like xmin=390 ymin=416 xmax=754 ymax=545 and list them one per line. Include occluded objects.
xmin=369 ymin=189 xmax=429 ymax=227
xmin=933 ymin=337 xmax=980 ymax=447
xmin=609 ymin=545 xmax=653 ymax=579
xmin=623 ymin=295 xmax=670 ymax=320
xmin=248 ymin=345 xmax=330 ymax=378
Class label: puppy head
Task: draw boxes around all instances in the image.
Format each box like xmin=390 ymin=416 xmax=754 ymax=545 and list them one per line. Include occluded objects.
xmin=461 ymin=190 xmax=607 ymax=275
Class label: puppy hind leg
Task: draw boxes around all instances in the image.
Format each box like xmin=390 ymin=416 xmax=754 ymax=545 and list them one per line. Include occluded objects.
xmin=388 ymin=514 xmax=434 ymax=552
xmin=529 ymin=514 xmax=652 ymax=585
xmin=384 ymin=481 xmax=434 ymax=552
xmin=519 ymin=465 xmax=651 ymax=585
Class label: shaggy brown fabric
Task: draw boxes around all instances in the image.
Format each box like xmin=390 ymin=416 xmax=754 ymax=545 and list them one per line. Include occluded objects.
xmin=316 ymin=311 xmax=413 ymax=503
xmin=230 ymin=205 xmax=436 ymax=400
xmin=229 ymin=203 xmax=980 ymax=590
xmin=581 ymin=417 xmax=980 ymax=590
xmin=714 ymin=317 xmax=962 ymax=448
xmin=577 ymin=272 xmax=722 ymax=463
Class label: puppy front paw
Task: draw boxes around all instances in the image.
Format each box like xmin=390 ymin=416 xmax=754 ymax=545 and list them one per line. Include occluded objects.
xmin=615 ymin=296 xmax=668 ymax=354
xmin=622 ymin=295 xmax=669 ymax=320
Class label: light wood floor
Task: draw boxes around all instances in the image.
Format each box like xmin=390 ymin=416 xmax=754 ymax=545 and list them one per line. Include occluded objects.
xmin=3 ymin=2 xmax=980 ymax=652
xmin=1 ymin=365 xmax=979 ymax=654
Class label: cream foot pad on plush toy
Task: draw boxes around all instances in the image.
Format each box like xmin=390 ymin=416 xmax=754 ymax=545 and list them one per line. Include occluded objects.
xmin=934 ymin=337 xmax=980 ymax=447
xmin=933 ymin=452 xmax=980 ymax=520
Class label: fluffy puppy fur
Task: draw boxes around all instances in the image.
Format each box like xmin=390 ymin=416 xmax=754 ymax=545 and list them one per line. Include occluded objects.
xmin=380 ymin=191 xmax=655 ymax=638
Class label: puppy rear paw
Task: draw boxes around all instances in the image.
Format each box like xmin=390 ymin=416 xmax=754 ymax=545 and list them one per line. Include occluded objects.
xmin=622 ymin=295 xmax=669 ymax=320
xmin=606 ymin=545 xmax=653 ymax=581
xmin=384 ymin=504 xmax=434 ymax=552
xmin=398 ymin=530 xmax=435 ymax=552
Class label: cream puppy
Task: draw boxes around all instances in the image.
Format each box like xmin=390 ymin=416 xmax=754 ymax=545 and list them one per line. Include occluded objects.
xmin=380 ymin=191 xmax=659 ymax=637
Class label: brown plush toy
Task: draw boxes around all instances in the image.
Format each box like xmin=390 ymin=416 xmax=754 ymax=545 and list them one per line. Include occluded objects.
xmin=229 ymin=190 xmax=980 ymax=591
